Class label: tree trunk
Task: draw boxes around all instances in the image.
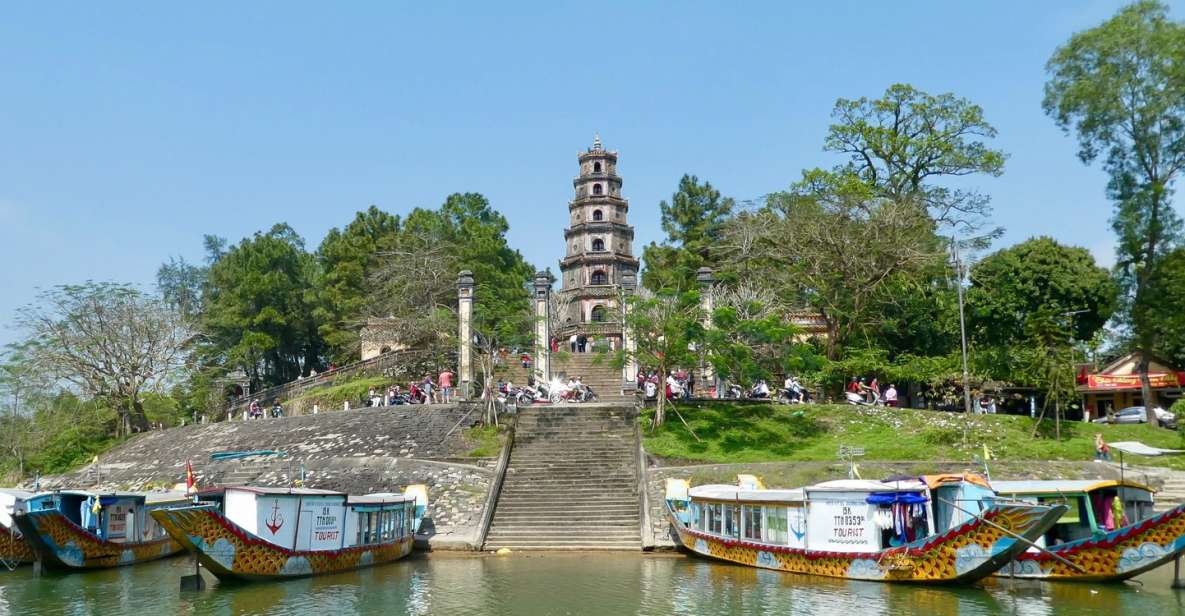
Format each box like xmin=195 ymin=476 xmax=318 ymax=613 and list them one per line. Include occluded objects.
xmin=654 ymin=364 xmax=667 ymax=428
xmin=129 ymin=397 xmax=151 ymax=433
xmin=1137 ymin=354 xmax=1160 ymax=427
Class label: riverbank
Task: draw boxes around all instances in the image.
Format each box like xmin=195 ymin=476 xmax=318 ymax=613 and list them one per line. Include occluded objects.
xmin=641 ymin=401 xmax=1185 ymax=469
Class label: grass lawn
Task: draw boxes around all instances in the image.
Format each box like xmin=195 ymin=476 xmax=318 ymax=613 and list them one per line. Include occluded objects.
xmin=463 ymin=424 xmax=504 ymax=458
xmin=642 ymin=401 xmax=1185 ymax=469
xmin=285 ymin=375 xmax=393 ymax=412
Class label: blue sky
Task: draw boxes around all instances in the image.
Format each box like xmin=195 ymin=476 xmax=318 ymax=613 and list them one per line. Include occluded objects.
xmin=3 ymin=2 xmax=1183 ymax=347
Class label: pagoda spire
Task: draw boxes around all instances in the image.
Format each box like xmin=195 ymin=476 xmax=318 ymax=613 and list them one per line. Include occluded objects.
xmin=592 ymin=132 xmax=602 ymax=151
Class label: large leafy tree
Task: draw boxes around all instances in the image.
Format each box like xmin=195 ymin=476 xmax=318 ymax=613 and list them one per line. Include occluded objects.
xmin=16 ymin=283 xmax=194 ymax=436
xmin=1044 ymin=0 xmax=1185 ymax=421
xmin=967 ymin=237 xmax=1117 ymax=347
xmin=314 ymin=206 xmax=402 ymax=363
xmin=1144 ymin=247 xmax=1185 ymax=367
xmin=825 ymin=83 xmax=1007 ymax=241
xmin=0 ymin=343 xmax=52 ymax=477
xmin=618 ymin=289 xmax=704 ymax=428
xmin=203 ymin=223 xmax=323 ymax=389
xmin=642 ymin=175 xmax=735 ymax=291
xmin=703 ymin=293 xmax=820 ymax=391
xmin=967 ymin=238 xmax=1116 ymax=426
xmin=724 ymin=172 xmax=943 ymax=360
xmin=368 ymin=193 xmax=535 ymax=364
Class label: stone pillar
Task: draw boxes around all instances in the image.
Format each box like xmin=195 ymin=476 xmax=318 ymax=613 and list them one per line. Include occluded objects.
xmin=457 ymin=270 xmax=475 ymax=399
xmin=533 ymin=271 xmax=553 ymax=383
xmin=621 ymin=271 xmax=639 ymax=391
xmin=696 ymin=267 xmax=716 ymax=398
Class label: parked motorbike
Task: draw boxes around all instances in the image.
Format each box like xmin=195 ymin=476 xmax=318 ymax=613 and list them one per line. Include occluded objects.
xmin=845 ymin=391 xmax=880 ymax=406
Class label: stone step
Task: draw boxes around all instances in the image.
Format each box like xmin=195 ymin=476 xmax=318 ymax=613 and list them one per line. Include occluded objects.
xmin=502 ymin=473 xmax=636 ymax=481
xmin=492 ymin=499 xmax=638 ymax=509
xmin=486 ymin=531 xmax=640 ymax=541
xmin=492 ymin=510 xmax=638 ymax=519
xmin=494 ymin=490 xmax=637 ymax=500
xmin=502 ymin=475 xmax=637 ymax=483
xmin=483 ymin=539 xmax=640 ymax=549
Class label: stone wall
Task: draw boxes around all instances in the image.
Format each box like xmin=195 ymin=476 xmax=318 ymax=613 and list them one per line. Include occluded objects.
xmin=34 ymin=405 xmax=498 ymax=549
xmin=643 ymin=459 xmax=1164 ymax=549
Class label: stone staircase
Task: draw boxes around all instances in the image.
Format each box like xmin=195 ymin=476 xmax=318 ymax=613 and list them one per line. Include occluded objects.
xmin=1104 ymin=465 xmax=1185 ymax=512
xmin=483 ymin=404 xmax=642 ymax=550
xmin=1155 ymin=475 xmax=1185 ymax=512
xmin=552 ymin=352 xmax=632 ymax=402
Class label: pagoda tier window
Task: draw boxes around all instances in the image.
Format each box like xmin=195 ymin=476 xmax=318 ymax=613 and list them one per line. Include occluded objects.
xmin=593 ymin=184 xmax=603 ymax=196
xmin=593 ymin=209 xmax=603 ymax=221
xmin=592 ymin=238 xmax=605 ymax=251
xmin=591 ymin=305 xmax=606 ymax=322
xmin=593 ymin=162 xmax=602 ymax=173
xmin=591 ymin=270 xmax=607 ymax=285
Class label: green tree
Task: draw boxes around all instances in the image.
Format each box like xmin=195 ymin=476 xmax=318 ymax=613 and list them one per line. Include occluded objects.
xmin=725 ymin=172 xmax=943 ymax=360
xmin=17 ymin=283 xmax=194 ymax=436
xmin=967 ymin=237 xmax=1117 ymax=347
xmin=156 ymin=256 xmax=207 ymax=318
xmin=0 ymin=343 xmax=51 ymax=478
xmin=203 ymin=223 xmax=323 ymax=389
xmin=368 ymin=193 xmax=535 ymax=366
xmin=619 ymin=290 xmax=704 ymax=428
xmin=704 ymin=299 xmax=819 ymax=391
xmin=825 ymin=83 xmax=1007 ymax=241
xmin=314 ymin=206 xmax=402 ymax=363
xmin=1044 ymin=0 xmax=1185 ymax=423
xmin=1145 ymin=247 xmax=1185 ymax=366
xmin=642 ymin=175 xmax=735 ymax=291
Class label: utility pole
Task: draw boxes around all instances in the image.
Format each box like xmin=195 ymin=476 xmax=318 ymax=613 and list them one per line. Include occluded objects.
xmin=952 ymin=239 xmax=973 ymax=416
xmin=1064 ymin=308 xmax=1088 ymax=422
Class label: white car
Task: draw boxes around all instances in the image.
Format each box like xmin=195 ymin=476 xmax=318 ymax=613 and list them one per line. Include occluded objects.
xmin=1093 ymin=406 xmax=1177 ymax=430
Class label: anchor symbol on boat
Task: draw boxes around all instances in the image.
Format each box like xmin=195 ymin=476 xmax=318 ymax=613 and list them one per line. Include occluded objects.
xmin=265 ymin=499 xmax=285 ymax=534
xmin=790 ymin=518 xmax=806 ymax=541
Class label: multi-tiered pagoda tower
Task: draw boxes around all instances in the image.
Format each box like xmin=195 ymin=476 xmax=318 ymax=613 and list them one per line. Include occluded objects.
xmin=556 ymin=135 xmax=639 ymax=349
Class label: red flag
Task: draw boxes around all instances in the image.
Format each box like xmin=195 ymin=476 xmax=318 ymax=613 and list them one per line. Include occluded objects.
xmin=186 ymin=460 xmax=195 ymax=494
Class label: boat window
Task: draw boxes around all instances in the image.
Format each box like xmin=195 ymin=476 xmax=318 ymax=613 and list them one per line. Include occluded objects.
xmin=741 ymin=505 xmax=763 ymax=541
xmin=723 ymin=504 xmax=738 ymax=538
xmin=765 ymin=507 xmax=788 ymax=544
xmin=708 ymin=503 xmax=722 ymax=534
xmin=1039 ymin=495 xmax=1094 ymax=545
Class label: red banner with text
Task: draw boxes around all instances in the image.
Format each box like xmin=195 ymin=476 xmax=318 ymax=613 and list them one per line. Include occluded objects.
xmin=1085 ymin=372 xmax=1185 ymax=390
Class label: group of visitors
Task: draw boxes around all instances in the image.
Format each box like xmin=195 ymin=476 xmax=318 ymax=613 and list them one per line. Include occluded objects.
xmin=246 ymin=400 xmax=284 ymax=419
xmin=635 ymin=369 xmax=696 ymax=401
xmin=556 ymin=334 xmax=616 ymax=353
xmin=364 ymin=368 xmax=456 ymax=407
xmin=846 ymin=377 xmax=899 ymax=407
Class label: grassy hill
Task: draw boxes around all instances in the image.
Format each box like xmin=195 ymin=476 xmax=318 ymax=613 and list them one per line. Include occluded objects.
xmin=642 ymin=401 xmax=1185 ymax=469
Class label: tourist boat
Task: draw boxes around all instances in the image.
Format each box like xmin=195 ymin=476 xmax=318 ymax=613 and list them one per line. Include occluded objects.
xmin=991 ymin=479 xmax=1185 ymax=581
xmin=13 ymin=490 xmax=190 ymax=571
xmin=665 ymin=474 xmax=1065 ymax=584
xmin=0 ymin=489 xmax=35 ymax=566
xmin=150 ymin=484 xmax=427 ymax=581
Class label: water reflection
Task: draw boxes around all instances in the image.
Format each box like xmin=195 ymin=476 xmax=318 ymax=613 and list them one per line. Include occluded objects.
xmin=0 ymin=551 xmax=1182 ymax=615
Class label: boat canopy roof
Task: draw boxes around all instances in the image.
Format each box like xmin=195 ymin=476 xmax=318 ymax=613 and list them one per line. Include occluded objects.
xmin=347 ymin=493 xmax=416 ymax=505
xmin=992 ymin=479 xmax=1154 ymax=496
xmin=36 ymin=490 xmax=144 ymax=500
xmin=226 ymin=486 xmax=344 ymax=497
xmin=143 ymin=491 xmax=190 ymax=505
xmin=0 ymin=489 xmax=33 ymax=500
xmin=688 ymin=484 xmax=806 ymax=504
xmin=920 ymin=473 xmax=992 ymax=491
xmin=807 ymin=479 xmax=929 ymax=493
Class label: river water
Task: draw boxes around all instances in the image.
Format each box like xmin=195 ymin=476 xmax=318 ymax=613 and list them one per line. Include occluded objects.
xmin=0 ymin=552 xmax=1182 ymax=615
